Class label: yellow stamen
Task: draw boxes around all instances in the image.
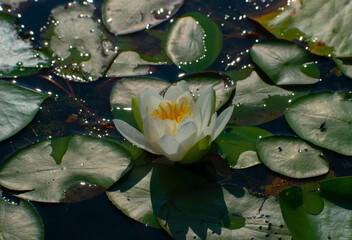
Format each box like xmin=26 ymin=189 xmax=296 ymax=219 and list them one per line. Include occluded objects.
xmin=151 ymin=102 xmax=191 ymax=123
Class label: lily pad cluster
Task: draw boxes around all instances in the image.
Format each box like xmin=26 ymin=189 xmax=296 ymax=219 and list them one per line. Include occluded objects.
xmin=1 ymin=0 xmax=223 ymax=81
xmin=0 ymin=0 xmax=351 ymax=239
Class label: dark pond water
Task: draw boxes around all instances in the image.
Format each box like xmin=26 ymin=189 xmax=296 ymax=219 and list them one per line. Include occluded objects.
xmin=1 ymin=0 xmax=352 ymax=239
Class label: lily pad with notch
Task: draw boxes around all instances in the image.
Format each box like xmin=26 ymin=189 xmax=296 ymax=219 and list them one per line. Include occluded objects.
xmin=285 ymin=92 xmax=352 ymax=156
xmin=250 ymin=40 xmax=320 ymax=85
xmin=215 ymin=126 xmax=271 ymax=169
xmin=231 ymin=71 xmax=309 ymax=126
xmin=257 ymin=136 xmax=329 ymax=179
xmin=165 ymin=12 xmax=223 ymax=72
xmin=0 ymin=135 xmax=132 ymax=202
xmin=42 ymin=2 xmax=116 ymax=82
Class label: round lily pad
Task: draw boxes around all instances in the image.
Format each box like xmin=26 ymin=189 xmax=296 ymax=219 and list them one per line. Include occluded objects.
xmin=0 ymin=12 xmax=48 ymax=78
xmin=102 ymin=0 xmax=184 ymax=35
xmin=0 ymin=189 xmax=44 ymax=240
xmin=285 ymin=92 xmax=352 ymax=156
xmin=44 ymin=2 xmax=116 ymax=82
xmin=215 ymin=126 xmax=271 ymax=169
xmin=253 ymin=0 xmax=352 ymax=57
xmin=257 ymin=136 xmax=329 ymax=179
xmin=250 ymin=40 xmax=320 ymax=85
xmin=0 ymin=80 xmax=48 ymax=142
xmin=0 ymin=135 xmax=132 ymax=202
xmin=165 ymin=12 xmax=223 ymax=72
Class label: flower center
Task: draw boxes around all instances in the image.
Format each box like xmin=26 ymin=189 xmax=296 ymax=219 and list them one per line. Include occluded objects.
xmin=151 ymin=102 xmax=191 ymax=123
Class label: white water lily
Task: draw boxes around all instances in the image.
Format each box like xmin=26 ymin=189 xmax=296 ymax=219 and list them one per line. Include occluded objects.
xmin=113 ymin=81 xmax=234 ymax=163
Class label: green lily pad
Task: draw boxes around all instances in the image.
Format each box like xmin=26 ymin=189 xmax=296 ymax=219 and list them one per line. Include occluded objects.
xmin=107 ymin=163 xmax=206 ymax=228
xmin=320 ymin=176 xmax=352 ymax=208
xmin=0 ymin=135 xmax=131 ymax=202
xmin=285 ymin=92 xmax=352 ymax=156
xmin=180 ymin=71 xmax=235 ymax=110
xmin=253 ymin=0 xmax=352 ymax=57
xmin=158 ymin=184 xmax=291 ymax=240
xmin=44 ymin=2 xmax=116 ymax=82
xmin=215 ymin=185 xmax=290 ymax=239
xmin=250 ymin=40 xmax=320 ymax=85
xmin=0 ymin=13 xmax=48 ymax=78
xmin=107 ymin=164 xmax=159 ymax=228
xmin=0 ymin=80 xmax=48 ymax=142
xmin=231 ymin=71 xmax=308 ymax=126
xmin=0 ymin=188 xmax=44 ymax=240
xmin=106 ymin=51 xmax=165 ymax=78
xmin=279 ymin=182 xmax=352 ymax=240
xmin=333 ymin=58 xmax=352 ymax=79
xmin=165 ymin=12 xmax=223 ymax=72
xmin=216 ymin=126 xmax=271 ymax=169
xmin=110 ymin=77 xmax=170 ymax=129
xmin=257 ymin=136 xmax=329 ymax=179
xmin=102 ymin=0 xmax=184 ymax=35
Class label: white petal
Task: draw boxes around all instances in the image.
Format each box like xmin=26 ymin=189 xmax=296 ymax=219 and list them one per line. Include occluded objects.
xmin=177 ymin=80 xmax=190 ymax=92
xmin=201 ymin=112 xmax=217 ymax=139
xmin=164 ymin=86 xmax=184 ymax=102
xmin=196 ymin=84 xmax=213 ymax=107
xmin=143 ymin=116 xmax=167 ymax=152
xmin=146 ymin=96 xmax=164 ymax=116
xmin=175 ymin=91 xmax=193 ymax=103
xmin=199 ymin=93 xmax=213 ymax=132
xmin=158 ymin=135 xmax=185 ymax=162
xmin=164 ymin=81 xmax=190 ymax=102
xmin=212 ymin=106 xmax=234 ymax=140
xmin=138 ymin=88 xmax=162 ymax=119
xmin=113 ymin=119 xmax=158 ymax=154
xmin=177 ymin=92 xmax=202 ymax=135
xmin=175 ymin=121 xmax=197 ymax=152
xmin=164 ymin=119 xmax=178 ymax=136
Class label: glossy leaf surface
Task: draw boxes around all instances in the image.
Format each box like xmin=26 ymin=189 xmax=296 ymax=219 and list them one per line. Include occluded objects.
xmin=254 ymin=0 xmax=352 ymax=57
xmin=0 ymin=188 xmax=44 ymax=240
xmin=285 ymin=92 xmax=352 ymax=156
xmin=250 ymin=40 xmax=320 ymax=85
xmin=216 ymin=126 xmax=271 ymax=169
xmin=102 ymin=0 xmax=184 ymax=35
xmin=0 ymin=135 xmax=131 ymax=202
xmin=0 ymin=80 xmax=48 ymax=142
xmin=257 ymin=136 xmax=329 ymax=179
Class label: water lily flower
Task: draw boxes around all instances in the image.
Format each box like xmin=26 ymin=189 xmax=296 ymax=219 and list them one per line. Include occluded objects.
xmin=113 ymin=81 xmax=234 ymax=164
